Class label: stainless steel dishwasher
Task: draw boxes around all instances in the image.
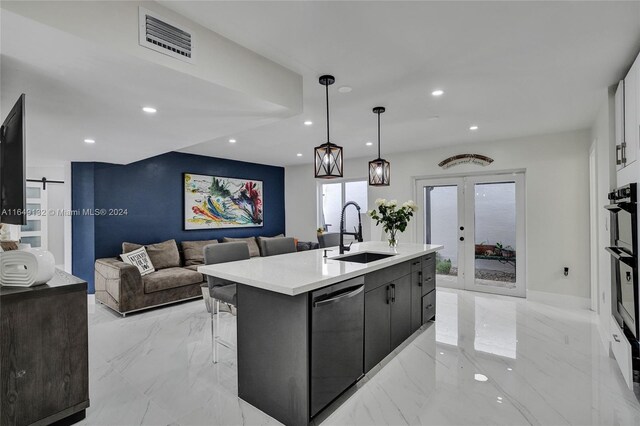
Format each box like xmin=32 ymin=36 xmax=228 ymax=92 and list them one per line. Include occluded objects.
xmin=310 ymin=276 xmax=365 ymax=417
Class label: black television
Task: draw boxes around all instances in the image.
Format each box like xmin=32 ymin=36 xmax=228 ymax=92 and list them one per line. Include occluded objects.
xmin=0 ymin=94 xmax=26 ymax=226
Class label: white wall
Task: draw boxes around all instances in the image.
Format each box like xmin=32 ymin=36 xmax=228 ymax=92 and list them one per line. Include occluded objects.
xmin=286 ymin=129 xmax=591 ymax=299
xmin=590 ymin=89 xmax=616 ymax=347
xmin=26 ymin=164 xmax=70 ymax=267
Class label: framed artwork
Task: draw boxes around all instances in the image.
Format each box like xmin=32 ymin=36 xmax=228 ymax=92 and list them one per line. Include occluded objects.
xmin=183 ymin=173 xmax=263 ymax=230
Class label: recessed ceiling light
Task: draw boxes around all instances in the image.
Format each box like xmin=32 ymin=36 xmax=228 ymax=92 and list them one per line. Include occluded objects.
xmin=365 ymin=141 xmax=373 ymax=146
xmin=304 ymin=120 xmax=313 ymax=126
xmin=296 ymin=153 xmax=303 ymax=157
xmin=229 ymin=139 xmax=236 ymax=143
xmin=507 ymin=367 xmax=513 ymax=371
xmin=469 ymin=125 xmax=479 ymax=130
xmin=84 ymin=138 xmax=95 ymax=144
xmin=474 ymin=373 xmax=488 ymax=382
xmin=431 ymin=89 xmax=444 ymax=96
xmin=338 ymin=86 xmax=352 ymax=93
xmin=142 ymin=106 xmax=157 ymax=114
xmin=439 ymin=352 xmax=444 ymax=355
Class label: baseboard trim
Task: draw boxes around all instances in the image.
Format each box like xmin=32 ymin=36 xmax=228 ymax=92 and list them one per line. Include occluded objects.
xmin=87 ymin=294 xmax=95 ymax=304
xmin=527 ymin=289 xmax=591 ymax=310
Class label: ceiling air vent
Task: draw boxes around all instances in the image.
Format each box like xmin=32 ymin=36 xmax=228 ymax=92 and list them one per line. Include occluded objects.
xmin=139 ymin=7 xmax=194 ymax=63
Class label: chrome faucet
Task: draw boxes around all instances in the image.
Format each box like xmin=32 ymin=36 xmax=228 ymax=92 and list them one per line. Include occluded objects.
xmin=339 ymin=201 xmax=364 ymax=254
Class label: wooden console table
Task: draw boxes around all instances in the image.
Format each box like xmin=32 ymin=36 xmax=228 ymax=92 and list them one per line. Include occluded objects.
xmin=0 ymin=269 xmax=89 ymax=426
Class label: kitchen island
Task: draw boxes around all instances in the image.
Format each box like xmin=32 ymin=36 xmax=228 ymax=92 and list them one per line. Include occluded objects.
xmin=199 ymin=241 xmax=442 ymax=425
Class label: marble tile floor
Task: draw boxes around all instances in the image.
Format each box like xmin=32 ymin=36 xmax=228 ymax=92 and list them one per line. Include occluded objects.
xmin=81 ymin=288 xmax=640 ymax=425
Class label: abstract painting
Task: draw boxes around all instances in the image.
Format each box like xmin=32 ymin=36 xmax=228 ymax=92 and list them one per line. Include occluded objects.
xmin=184 ymin=173 xmax=263 ymax=229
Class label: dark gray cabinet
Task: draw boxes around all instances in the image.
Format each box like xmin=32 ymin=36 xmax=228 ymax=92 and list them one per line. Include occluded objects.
xmin=410 ymin=259 xmax=423 ymax=331
xmin=390 ymin=274 xmax=412 ymax=350
xmin=364 ymin=260 xmax=423 ymax=372
xmin=364 ymin=284 xmax=391 ymax=372
xmin=0 ymin=270 xmax=89 ymax=426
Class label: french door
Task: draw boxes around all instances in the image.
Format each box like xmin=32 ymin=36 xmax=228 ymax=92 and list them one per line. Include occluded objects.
xmin=416 ymin=173 xmax=526 ymax=297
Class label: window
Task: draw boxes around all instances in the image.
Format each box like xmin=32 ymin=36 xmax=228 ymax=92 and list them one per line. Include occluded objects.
xmin=318 ymin=180 xmax=367 ymax=233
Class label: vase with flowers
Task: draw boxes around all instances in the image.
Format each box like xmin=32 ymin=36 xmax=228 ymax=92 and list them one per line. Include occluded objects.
xmin=368 ymin=199 xmax=417 ymax=247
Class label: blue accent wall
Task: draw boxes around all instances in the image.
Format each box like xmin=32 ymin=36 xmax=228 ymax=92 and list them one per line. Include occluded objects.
xmin=72 ymin=152 xmax=285 ymax=293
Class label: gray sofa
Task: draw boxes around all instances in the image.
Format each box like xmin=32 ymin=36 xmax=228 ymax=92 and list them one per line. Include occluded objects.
xmin=95 ymin=237 xmax=319 ymax=316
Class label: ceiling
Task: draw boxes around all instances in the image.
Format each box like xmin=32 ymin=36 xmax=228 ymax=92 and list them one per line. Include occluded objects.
xmin=3 ymin=1 xmax=640 ymax=167
xmin=0 ymin=8 xmax=292 ymax=165
xmin=162 ymin=0 xmax=640 ymax=166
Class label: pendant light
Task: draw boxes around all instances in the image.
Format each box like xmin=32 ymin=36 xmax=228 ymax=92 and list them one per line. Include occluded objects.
xmin=314 ymin=75 xmax=343 ymax=178
xmin=369 ymin=106 xmax=390 ymax=186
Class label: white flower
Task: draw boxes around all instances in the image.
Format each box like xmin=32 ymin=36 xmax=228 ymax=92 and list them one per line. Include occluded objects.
xmin=403 ymin=200 xmax=417 ymax=211
xmin=368 ymin=209 xmax=376 ymax=216
xmin=375 ymin=198 xmax=387 ymax=206
xmin=387 ymin=199 xmax=397 ymax=207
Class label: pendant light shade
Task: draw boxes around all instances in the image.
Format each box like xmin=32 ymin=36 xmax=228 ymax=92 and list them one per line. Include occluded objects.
xmin=369 ymin=106 xmax=390 ymax=186
xmin=314 ymin=75 xmax=343 ymax=179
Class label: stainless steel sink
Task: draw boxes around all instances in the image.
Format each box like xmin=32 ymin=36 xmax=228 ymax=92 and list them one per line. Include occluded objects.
xmin=334 ymin=252 xmax=395 ymax=264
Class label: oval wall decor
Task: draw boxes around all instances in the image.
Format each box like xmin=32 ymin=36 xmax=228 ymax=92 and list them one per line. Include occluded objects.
xmin=438 ymin=154 xmax=494 ymax=169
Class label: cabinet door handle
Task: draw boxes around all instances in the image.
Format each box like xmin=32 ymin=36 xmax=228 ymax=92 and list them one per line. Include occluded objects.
xmin=622 ymin=142 xmax=627 ymax=165
xmin=616 ymin=145 xmax=622 ymax=165
xmin=390 ymin=283 xmax=396 ymax=303
xmin=613 ymin=334 xmax=621 ymax=343
xmin=386 ymin=285 xmax=391 ymax=304
xmin=425 ymin=304 xmax=434 ymax=310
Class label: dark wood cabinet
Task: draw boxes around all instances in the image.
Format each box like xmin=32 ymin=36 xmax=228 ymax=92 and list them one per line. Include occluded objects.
xmin=1 ymin=270 xmax=89 ymax=426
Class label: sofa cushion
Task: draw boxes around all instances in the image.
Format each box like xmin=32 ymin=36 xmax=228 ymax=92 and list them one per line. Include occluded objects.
xmin=123 ymin=239 xmax=181 ymax=270
xmin=222 ymin=237 xmax=260 ymax=257
xmin=142 ymin=267 xmax=203 ymax=294
xmin=181 ymin=239 xmax=218 ymax=266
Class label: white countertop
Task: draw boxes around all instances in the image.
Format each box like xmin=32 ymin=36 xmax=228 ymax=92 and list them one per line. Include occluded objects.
xmin=198 ymin=241 xmax=443 ymax=296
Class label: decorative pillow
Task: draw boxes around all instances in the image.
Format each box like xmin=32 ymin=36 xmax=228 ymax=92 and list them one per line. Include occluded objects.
xmin=120 ymin=247 xmax=155 ymax=276
xmin=122 ymin=239 xmax=181 ymax=269
xmin=223 ymin=237 xmax=260 ymax=257
xmin=0 ymin=241 xmax=19 ymax=251
xmin=181 ymin=239 xmax=218 ymax=266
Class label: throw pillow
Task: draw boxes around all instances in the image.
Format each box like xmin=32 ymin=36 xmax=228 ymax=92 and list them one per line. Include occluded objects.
xmin=122 ymin=239 xmax=181 ymax=269
xmin=222 ymin=237 xmax=260 ymax=257
xmin=181 ymin=239 xmax=219 ymax=266
xmin=121 ymin=247 xmax=155 ymax=276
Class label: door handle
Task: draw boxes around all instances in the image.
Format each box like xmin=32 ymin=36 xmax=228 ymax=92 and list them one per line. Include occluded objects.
xmin=425 ymin=304 xmax=434 ymax=310
xmin=613 ymin=334 xmax=621 ymax=343
xmin=621 ymin=142 xmax=627 ymax=165
xmin=313 ymin=285 xmax=364 ymax=307
xmin=418 ymin=271 xmax=423 ymax=286
xmin=386 ymin=285 xmax=391 ymax=304
xmin=390 ymin=283 xmax=396 ymax=303
xmin=616 ymin=144 xmax=623 ymax=165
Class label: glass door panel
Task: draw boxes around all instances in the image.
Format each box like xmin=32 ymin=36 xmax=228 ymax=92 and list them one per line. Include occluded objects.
xmin=464 ymin=175 xmax=525 ymax=297
xmin=416 ymin=178 xmax=465 ymax=289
